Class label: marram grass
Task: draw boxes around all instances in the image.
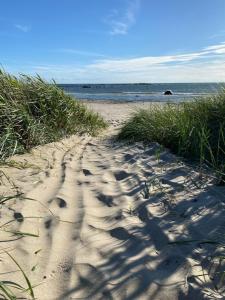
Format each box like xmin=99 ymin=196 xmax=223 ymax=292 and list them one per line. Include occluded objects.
xmin=118 ymin=88 xmax=225 ymax=182
xmin=0 ymin=70 xmax=107 ymax=160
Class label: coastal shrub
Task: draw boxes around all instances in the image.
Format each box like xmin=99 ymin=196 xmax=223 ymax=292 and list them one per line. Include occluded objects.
xmin=0 ymin=70 xmax=107 ymax=160
xmin=118 ymin=89 xmax=225 ymax=182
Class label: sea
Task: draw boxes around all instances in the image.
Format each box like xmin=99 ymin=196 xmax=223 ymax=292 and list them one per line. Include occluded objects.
xmin=58 ymin=83 xmax=224 ymax=103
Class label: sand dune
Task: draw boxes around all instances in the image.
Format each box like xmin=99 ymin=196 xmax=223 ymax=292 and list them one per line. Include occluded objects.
xmin=1 ymin=103 xmax=225 ymax=299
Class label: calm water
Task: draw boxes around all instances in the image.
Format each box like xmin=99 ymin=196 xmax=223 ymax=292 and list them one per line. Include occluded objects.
xmin=58 ymin=83 xmax=223 ymax=102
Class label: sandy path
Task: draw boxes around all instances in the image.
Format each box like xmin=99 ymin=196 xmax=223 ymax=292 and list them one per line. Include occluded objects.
xmin=1 ymin=103 xmax=225 ymax=299
xmin=84 ymin=101 xmax=161 ymax=125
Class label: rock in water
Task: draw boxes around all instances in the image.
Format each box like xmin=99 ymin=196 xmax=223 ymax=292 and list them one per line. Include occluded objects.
xmin=164 ymin=90 xmax=173 ymax=95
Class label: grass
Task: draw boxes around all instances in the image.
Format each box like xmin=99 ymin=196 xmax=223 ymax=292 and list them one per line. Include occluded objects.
xmin=118 ymin=88 xmax=225 ymax=183
xmin=0 ymin=251 xmax=35 ymax=299
xmin=0 ymin=159 xmax=41 ymax=170
xmin=0 ymin=69 xmax=107 ymax=161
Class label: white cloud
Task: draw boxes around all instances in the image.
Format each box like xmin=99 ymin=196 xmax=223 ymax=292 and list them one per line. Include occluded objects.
xmin=83 ymin=42 xmax=225 ymax=74
xmin=204 ymin=43 xmax=225 ymax=52
xmin=7 ymin=42 xmax=225 ymax=83
xmin=87 ymin=53 xmax=206 ymax=73
xmin=105 ymin=0 xmax=140 ymax=35
xmin=15 ymin=24 xmax=31 ymax=33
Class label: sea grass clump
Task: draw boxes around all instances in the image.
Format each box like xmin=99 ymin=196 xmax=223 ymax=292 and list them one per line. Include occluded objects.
xmin=0 ymin=70 xmax=107 ymax=160
xmin=119 ymin=89 xmax=225 ymax=181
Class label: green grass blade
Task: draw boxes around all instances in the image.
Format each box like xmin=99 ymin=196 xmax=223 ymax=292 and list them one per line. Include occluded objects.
xmin=5 ymin=251 xmax=35 ymax=299
xmin=0 ymin=281 xmax=16 ymax=300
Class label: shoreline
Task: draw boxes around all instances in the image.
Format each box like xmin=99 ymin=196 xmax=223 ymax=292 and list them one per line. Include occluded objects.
xmin=79 ymin=99 xmax=165 ymax=104
xmin=78 ymin=97 xmax=196 ymax=106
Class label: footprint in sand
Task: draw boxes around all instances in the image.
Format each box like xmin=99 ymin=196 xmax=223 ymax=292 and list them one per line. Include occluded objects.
xmin=124 ymin=153 xmax=136 ymax=164
xmin=56 ymin=197 xmax=67 ymax=208
xmin=48 ymin=197 xmax=67 ymax=208
xmin=14 ymin=212 xmax=24 ymax=223
xmin=44 ymin=217 xmax=52 ymax=229
xmin=97 ymin=193 xmax=114 ymax=207
xmin=114 ymin=170 xmax=131 ymax=181
xmin=83 ymin=169 xmax=93 ymax=176
xmin=44 ymin=215 xmax=60 ymax=229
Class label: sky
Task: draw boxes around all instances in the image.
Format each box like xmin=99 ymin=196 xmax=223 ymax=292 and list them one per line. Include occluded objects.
xmin=1 ymin=0 xmax=225 ymax=83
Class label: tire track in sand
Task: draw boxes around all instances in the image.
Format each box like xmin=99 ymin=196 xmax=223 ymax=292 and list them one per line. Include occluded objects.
xmin=1 ymin=133 xmax=225 ymax=299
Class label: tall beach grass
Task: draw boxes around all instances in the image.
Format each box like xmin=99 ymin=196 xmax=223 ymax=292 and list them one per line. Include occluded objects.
xmin=119 ymin=89 xmax=225 ymax=182
xmin=0 ymin=70 xmax=107 ymax=160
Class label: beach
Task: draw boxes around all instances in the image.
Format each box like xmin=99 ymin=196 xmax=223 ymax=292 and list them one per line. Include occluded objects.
xmin=85 ymin=100 xmax=161 ymax=124
xmin=1 ymin=0 xmax=225 ymax=297
xmin=1 ymin=101 xmax=225 ymax=299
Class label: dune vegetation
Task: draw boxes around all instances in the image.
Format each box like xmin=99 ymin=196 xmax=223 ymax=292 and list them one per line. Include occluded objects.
xmin=119 ymin=89 xmax=225 ymax=183
xmin=0 ymin=70 xmax=107 ymax=161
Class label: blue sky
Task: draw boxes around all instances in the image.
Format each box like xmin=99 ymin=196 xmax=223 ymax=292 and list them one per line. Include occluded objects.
xmin=1 ymin=0 xmax=225 ymax=83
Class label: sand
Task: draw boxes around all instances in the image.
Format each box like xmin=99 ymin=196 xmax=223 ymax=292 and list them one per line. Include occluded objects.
xmin=0 ymin=101 xmax=225 ymax=299
xmin=84 ymin=101 xmax=161 ymax=125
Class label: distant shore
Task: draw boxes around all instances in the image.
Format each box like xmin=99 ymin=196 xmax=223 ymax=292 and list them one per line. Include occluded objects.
xmin=80 ymin=99 xmax=163 ymax=104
